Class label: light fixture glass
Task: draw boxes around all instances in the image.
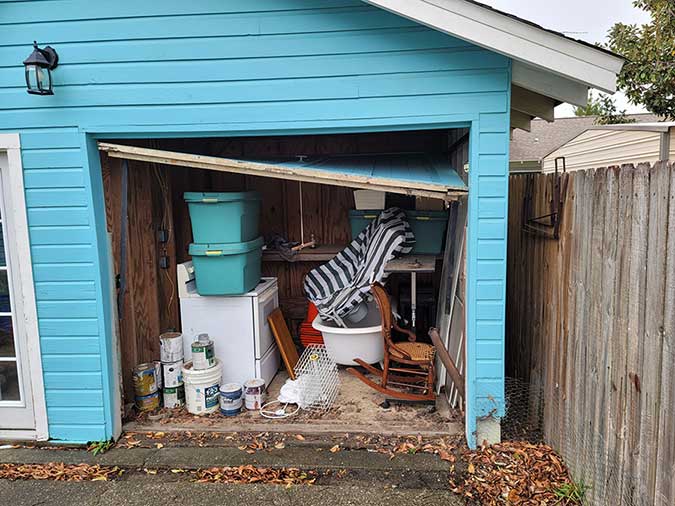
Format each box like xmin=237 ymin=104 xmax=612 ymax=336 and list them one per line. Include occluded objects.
xmin=23 ymin=41 xmax=58 ymax=95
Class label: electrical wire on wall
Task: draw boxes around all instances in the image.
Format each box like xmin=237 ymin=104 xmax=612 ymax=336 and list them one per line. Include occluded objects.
xmin=150 ymin=139 xmax=176 ymax=313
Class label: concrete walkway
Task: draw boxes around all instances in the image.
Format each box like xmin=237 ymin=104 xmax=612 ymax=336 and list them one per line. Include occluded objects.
xmin=0 ymin=441 xmax=466 ymax=506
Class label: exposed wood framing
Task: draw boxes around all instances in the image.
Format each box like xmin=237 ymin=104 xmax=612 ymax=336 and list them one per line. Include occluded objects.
xmin=511 ymin=85 xmax=556 ymax=123
xmin=510 ymin=109 xmax=533 ymax=132
xmin=98 ymin=143 xmax=466 ymax=201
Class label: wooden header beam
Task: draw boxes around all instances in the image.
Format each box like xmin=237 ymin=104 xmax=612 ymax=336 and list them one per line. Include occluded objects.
xmin=98 ymin=142 xmax=467 ymax=202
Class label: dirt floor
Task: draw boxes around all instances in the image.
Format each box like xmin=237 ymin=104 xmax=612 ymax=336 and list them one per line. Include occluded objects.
xmin=126 ymin=369 xmax=463 ymax=436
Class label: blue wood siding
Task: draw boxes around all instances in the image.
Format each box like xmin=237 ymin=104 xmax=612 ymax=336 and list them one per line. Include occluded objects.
xmin=0 ymin=0 xmax=509 ymax=445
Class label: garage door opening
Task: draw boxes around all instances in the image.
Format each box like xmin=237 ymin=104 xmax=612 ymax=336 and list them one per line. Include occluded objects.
xmin=98 ymin=128 xmax=468 ymax=436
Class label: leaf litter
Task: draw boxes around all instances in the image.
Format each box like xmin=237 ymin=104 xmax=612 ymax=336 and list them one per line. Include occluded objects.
xmin=449 ymin=441 xmax=581 ymax=505
xmin=0 ymin=463 xmax=123 ymax=482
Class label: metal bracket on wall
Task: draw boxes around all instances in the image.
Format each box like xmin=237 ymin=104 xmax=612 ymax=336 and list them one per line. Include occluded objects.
xmin=522 ymin=156 xmax=568 ymax=240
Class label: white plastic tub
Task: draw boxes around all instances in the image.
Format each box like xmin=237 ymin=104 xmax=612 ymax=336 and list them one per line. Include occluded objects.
xmin=311 ymin=302 xmax=383 ymax=365
xmin=182 ymin=359 xmax=222 ymax=415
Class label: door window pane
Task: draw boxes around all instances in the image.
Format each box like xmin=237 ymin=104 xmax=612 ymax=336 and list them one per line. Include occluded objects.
xmin=0 ymin=316 xmax=14 ymax=357
xmin=0 ymin=362 xmax=20 ymax=401
xmin=0 ymin=270 xmax=9 ymax=313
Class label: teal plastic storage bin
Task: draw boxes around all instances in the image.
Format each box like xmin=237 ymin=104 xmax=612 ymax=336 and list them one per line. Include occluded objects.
xmin=406 ymin=211 xmax=448 ymax=254
xmin=348 ymin=210 xmax=448 ymax=254
xmin=184 ymin=191 xmax=261 ymax=244
xmin=348 ymin=210 xmax=382 ymax=240
xmin=189 ymin=237 xmax=264 ymax=295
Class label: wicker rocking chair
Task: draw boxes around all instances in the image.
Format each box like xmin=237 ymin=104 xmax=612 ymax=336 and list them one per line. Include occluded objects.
xmin=347 ymin=282 xmax=436 ymax=405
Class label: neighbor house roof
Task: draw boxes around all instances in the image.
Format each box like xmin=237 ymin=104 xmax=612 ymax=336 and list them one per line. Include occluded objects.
xmin=510 ymin=114 xmax=661 ymax=164
xmin=363 ymin=0 xmax=625 ymax=103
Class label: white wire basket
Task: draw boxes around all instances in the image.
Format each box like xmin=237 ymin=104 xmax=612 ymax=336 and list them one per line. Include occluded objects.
xmin=294 ymin=344 xmax=340 ymax=412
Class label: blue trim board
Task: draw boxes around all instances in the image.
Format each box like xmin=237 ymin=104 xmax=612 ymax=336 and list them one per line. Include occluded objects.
xmin=0 ymin=0 xmax=510 ymax=444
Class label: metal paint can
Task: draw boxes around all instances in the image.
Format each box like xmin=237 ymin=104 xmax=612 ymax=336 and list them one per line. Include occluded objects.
xmin=243 ymin=378 xmax=266 ymax=411
xmin=191 ymin=333 xmax=215 ymax=370
xmin=219 ymin=383 xmax=243 ymax=416
xmin=136 ymin=391 xmax=160 ymax=411
xmin=160 ymin=332 xmax=184 ymax=363
xmin=133 ymin=362 xmax=158 ymax=397
xmin=162 ymin=360 xmax=184 ymax=388
xmin=163 ymin=385 xmax=185 ymax=409
xmin=154 ymin=361 xmax=163 ymax=390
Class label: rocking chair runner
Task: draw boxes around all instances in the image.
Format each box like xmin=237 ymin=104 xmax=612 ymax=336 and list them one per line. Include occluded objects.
xmin=347 ymin=283 xmax=436 ymax=403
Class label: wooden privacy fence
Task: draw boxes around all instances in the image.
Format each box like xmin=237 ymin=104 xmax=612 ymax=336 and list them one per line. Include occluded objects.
xmin=506 ymin=162 xmax=674 ymax=506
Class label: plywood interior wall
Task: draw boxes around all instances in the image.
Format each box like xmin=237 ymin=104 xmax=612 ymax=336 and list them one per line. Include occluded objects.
xmin=101 ymin=130 xmax=456 ymax=402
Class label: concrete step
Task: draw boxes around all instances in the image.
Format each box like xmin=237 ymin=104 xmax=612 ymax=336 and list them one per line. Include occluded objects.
xmin=0 ymin=479 xmax=466 ymax=506
xmin=1 ymin=444 xmax=450 ymax=475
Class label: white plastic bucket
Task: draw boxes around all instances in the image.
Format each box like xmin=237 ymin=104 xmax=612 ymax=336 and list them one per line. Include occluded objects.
xmin=182 ymin=359 xmax=222 ymax=415
xmin=160 ymin=332 xmax=183 ymax=362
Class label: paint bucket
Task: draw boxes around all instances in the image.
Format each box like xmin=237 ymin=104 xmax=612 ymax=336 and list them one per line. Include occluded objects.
xmin=162 ymin=360 xmax=184 ymax=388
xmin=154 ymin=361 xmax=163 ymax=390
xmin=219 ymin=383 xmax=243 ymax=416
xmin=243 ymin=378 xmax=266 ymax=411
xmin=160 ymin=332 xmax=183 ymax=363
xmin=163 ymin=385 xmax=185 ymax=409
xmin=136 ymin=391 xmax=160 ymax=411
xmin=182 ymin=359 xmax=222 ymax=415
xmin=133 ymin=362 xmax=158 ymax=397
xmin=191 ymin=333 xmax=215 ymax=370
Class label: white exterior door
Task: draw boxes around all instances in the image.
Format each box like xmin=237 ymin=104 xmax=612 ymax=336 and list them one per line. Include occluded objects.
xmin=0 ymin=139 xmax=46 ymax=439
xmin=0 ymin=153 xmax=34 ymax=428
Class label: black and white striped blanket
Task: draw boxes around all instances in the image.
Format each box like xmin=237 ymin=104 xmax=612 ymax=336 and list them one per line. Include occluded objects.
xmin=304 ymin=208 xmax=415 ymax=326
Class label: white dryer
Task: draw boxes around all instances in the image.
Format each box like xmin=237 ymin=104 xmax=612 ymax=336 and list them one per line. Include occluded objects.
xmin=177 ymin=262 xmax=280 ymax=387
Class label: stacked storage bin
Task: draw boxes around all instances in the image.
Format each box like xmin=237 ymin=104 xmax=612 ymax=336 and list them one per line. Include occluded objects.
xmin=348 ymin=209 xmax=449 ymax=255
xmin=184 ymin=191 xmax=263 ymax=295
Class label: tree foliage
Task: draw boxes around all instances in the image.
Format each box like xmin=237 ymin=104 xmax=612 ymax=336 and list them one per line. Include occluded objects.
xmin=573 ymin=92 xmax=636 ymax=125
xmin=608 ymin=0 xmax=675 ymax=119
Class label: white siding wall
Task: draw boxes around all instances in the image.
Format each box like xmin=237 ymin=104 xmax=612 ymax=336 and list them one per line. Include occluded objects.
xmin=542 ymin=129 xmax=662 ymax=172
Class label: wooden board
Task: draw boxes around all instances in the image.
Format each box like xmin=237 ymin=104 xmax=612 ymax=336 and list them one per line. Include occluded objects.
xmin=385 ymin=255 xmax=438 ymax=273
xmin=267 ymin=308 xmax=300 ymax=380
xmin=98 ymin=142 xmax=467 ymax=201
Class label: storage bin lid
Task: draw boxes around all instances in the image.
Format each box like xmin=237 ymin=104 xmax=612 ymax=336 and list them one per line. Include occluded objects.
xmin=189 ymin=236 xmax=264 ymax=256
xmin=406 ymin=210 xmax=449 ymax=221
xmin=348 ymin=210 xmax=382 ymax=219
xmin=183 ymin=191 xmax=261 ymax=203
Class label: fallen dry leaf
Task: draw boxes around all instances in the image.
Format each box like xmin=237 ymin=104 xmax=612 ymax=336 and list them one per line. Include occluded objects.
xmin=294 ymin=435 xmax=305 ymax=441
xmin=329 ymin=445 xmax=341 ymax=453
xmin=449 ymin=441 xmax=579 ymax=506
xmin=0 ymin=463 xmax=123 ymax=482
xmin=193 ymin=465 xmax=316 ymax=486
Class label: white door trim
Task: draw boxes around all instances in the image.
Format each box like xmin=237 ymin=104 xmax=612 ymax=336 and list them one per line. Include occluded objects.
xmin=0 ymin=133 xmax=48 ymax=441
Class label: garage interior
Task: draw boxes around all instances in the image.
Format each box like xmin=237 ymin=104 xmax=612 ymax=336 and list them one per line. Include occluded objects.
xmin=98 ymin=128 xmax=469 ymax=434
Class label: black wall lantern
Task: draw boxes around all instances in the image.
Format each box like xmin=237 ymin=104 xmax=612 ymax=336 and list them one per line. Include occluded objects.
xmin=23 ymin=41 xmax=59 ymax=95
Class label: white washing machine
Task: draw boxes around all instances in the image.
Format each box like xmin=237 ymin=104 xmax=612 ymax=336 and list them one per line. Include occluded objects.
xmin=177 ymin=262 xmax=280 ymax=387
